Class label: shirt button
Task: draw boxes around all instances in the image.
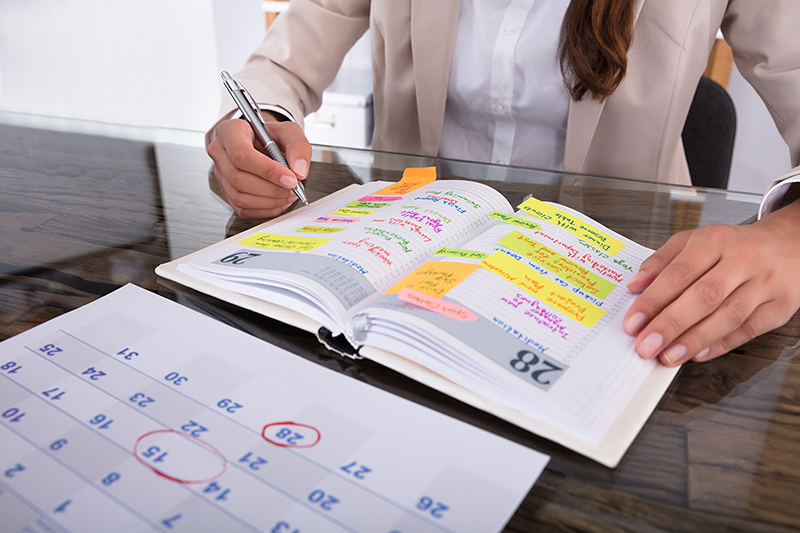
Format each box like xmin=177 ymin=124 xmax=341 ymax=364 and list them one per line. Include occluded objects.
xmin=495 ymin=160 xmax=506 ymax=165
xmin=494 ymin=101 xmax=508 ymax=114
xmin=504 ymin=25 xmax=517 ymax=35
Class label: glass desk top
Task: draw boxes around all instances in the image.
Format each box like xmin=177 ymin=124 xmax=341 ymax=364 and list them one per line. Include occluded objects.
xmin=0 ymin=112 xmax=797 ymax=532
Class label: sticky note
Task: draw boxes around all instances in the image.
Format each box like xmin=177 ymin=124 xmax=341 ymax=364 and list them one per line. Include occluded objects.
xmin=489 ymin=211 xmax=542 ymax=231
xmin=385 ymin=261 xmax=479 ymax=298
xmin=314 ymin=216 xmax=359 ymax=224
xmin=480 ymin=252 xmax=605 ymax=327
xmin=398 ymin=287 xmax=479 ymax=321
xmin=296 ymin=226 xmax=344 ymax=234
xmin=498 ymin=231 xmax=616 ymax=298
xmin=433 ymin=247 xmax=488 ymax=260
xmin=238 ymin=232 xmax=333 ymax=252
xmin=332 ymin=208 xmax=376 ymax=216
xmin=346 ymin=201 xmax=391 ymax=209
xmin=517 ymin=197 xmax=625 ymax=255
xmin=358 ymin=196 xmax=403 ymax=202
xmin=373 ymin=167 xmax=437 ymax=196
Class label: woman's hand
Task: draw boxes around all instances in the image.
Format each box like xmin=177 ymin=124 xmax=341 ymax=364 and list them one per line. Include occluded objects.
xmin=624 ymin=199 xmax=800 ymax=366
xmin=206 ymin=114 xmax=312 ymax=219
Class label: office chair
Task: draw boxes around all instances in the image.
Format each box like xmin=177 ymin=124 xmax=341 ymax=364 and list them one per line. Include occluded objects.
xmin=681 ymin=76 xmax=737 ymax=189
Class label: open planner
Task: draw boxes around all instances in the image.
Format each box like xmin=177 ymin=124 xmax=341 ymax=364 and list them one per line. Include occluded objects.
xmin=157 ymin=168 xmax=681 ymax=468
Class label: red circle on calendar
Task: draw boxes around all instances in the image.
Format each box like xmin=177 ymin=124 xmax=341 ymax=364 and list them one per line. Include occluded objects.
xmin=133 ymin=429 xmax=227 ymax=484
xmin=261 ymin=421 xmax=321 ymax=448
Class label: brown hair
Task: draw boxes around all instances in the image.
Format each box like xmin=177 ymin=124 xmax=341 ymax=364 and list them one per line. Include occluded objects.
xmin=560 ymin=0 xmax=636 ymax=102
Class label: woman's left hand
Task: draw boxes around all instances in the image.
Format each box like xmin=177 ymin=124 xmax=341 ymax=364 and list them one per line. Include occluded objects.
xmin=623 ymin=199 xmax=800 ymax=366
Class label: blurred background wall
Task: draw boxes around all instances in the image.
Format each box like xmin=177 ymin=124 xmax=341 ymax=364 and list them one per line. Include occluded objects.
xmin=0 ymin=0 xmax=790 ymax=194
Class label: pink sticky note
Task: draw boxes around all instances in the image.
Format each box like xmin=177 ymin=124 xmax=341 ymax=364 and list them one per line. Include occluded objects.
xmin=398 ymin=287 xmax=479 ymax=321
xmin=358 ymin=195 xmax=403 ymax=202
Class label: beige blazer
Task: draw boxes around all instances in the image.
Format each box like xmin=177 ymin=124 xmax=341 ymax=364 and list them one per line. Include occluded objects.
xmin=220 ymin=0 xmax=800 ymax=187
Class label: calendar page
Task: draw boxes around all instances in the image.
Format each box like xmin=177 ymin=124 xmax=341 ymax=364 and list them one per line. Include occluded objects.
xmin=0 ymin=284 xmax=548 ymax=533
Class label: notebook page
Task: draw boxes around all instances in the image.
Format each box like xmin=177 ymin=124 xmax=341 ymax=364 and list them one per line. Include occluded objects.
xmin=349 ymin=200 xmax=657 ymax=443
xmin=178 ymin=180 xmax=512 ymax=334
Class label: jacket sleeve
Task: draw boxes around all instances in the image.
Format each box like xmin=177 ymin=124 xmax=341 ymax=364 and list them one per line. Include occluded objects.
xmin=206 ymin=0 xmax=371 ymax=145
xmin=722 ymin=0 xmax=800 ymax=216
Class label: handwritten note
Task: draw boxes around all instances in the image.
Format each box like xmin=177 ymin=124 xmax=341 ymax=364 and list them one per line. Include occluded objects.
xmin=480 ymin=252 xmax=605 ymax=327
xmin=414 ymin=191 xmax=483 ymax=215
xmin=386 ymin=261 xmax=480 ymax=298
xmin=332 ymin=208 xmax=377 ymax=216
xmin=517 ymin=198 xmax=625 ymax=255
xmin=490 ymin=211 xmax=543 ymax=232
xmin=358 ymin=195 xmax=403 ymax=202
xmin=314 ymin=216 xmax=360 ymax=224
xmin=296 ymin=226 xmax=344 ymax=234
xmin=399 ymin=287 xmax=479 ymax=321
xmin=433 ymin=247 xmax=489 ymax=260
xmin=397 ymin=209 xmax=447 ymax=234
xmin=498 ymin=231 xmax=617 ymax=299
xmin=347 ymin=201 xmax=391 ymax=209
xmin=238 ymin=232 xmax=333 ymax=252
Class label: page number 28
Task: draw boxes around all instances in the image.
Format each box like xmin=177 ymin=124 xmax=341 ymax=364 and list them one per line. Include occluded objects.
xmin=509 ymin=350 xmax=565 ymax=389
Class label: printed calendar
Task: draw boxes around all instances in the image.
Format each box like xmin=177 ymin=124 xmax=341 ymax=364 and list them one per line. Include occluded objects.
xmin=0 ymin=284 xmax=548 ymax=532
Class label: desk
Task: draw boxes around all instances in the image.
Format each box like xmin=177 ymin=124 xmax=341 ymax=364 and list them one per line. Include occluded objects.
xmin=1 ymin=112 xmax=798 ymax=532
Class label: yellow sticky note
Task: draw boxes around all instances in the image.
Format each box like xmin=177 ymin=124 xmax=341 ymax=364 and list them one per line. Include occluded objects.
xmin=480 ymin=252 xmax=605 ymax=327
xmin=517 ymin=197 xmax=625 ymax=255
xmin=498 ymin=231 xmax=617 ymax=299
xmin=295 ymin=226 xmax=344 ymax=234
xmin=385 ymin=261 xmax=479 ymax=298
xmin=238 ymin=232 xmax=333 ymax=252
xmin=373 ymin=167 xmax=437 ymax=196
xmin=489 ymin=211 xmax=542 ymax=231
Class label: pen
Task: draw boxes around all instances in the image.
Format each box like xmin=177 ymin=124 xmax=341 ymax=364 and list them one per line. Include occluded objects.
xmin=220 ymin=70 xmax=308 ymax=206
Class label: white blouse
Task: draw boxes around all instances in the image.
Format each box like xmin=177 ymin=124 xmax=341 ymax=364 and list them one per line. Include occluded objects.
xmin=439 ymin=0 xmax=572 ymax=171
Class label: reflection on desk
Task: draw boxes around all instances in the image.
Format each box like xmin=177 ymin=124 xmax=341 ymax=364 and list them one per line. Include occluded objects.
xmin=0 ymin=112 xmax=798 ymax=531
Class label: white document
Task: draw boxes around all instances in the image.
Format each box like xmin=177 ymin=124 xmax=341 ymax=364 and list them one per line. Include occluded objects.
xmin=0 ymin=284 xmax=548 ymax=533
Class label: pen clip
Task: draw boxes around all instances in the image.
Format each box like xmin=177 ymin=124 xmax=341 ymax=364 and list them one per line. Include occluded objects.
xmin=239 ymin=85 xmax=266 ymax=126
xmin=220 ymin=71 xmax=267 ymax=126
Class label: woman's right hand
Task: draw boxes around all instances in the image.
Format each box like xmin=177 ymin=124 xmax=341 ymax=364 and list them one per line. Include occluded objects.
xmin=206 ymin=114 xmax=312 ymax=219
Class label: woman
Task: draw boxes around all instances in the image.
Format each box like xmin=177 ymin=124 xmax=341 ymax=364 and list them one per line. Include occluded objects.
xmin=206 ymin=0 xmax=800 ymax=369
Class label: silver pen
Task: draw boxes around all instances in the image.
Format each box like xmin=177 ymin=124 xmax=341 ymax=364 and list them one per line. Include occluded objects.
xmin=220 ymin=70 xmax=308 ymax=206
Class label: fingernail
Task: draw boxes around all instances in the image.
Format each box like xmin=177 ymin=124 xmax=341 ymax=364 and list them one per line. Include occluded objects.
xmin=662 ymin=344 xmax=687 ymax=365
xmin=624 ymin=312 xmax=647 ymax=334
xmin=293 ymin=159 xmax=309 ymax=177
xmin=639 ymin=332 xmax=663 ymax=358
xmin=627 ymin=272 xmax=644 ymax=287
xmin=279 ymin=174 xmax=297 ymax=189
xmin=693 ymin=347 xmax=711 ymax=362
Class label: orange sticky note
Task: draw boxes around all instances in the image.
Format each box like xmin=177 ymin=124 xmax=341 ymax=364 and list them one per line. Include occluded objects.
xmin=398 ymin=287 xmax=479 ymax=321
xmin=385 ymin=261 xmax=479 ymax=298
xmin=373 ymin=167 xmax=437 ymax=196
